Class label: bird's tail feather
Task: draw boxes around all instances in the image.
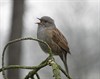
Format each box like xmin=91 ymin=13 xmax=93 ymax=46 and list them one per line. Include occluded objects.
xmin=60 ymin=53 xmax=69 ymax=75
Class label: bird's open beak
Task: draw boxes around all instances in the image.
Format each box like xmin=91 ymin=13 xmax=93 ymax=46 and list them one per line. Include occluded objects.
xmin=35 ymin=18 xmax=41 ymax=24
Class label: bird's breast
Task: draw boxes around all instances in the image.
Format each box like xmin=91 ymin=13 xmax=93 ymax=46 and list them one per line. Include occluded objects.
xmin=37 ymin=27 xmax=47 ymax=40
xmin=37 ymin=27 xmax=52 ymax=41
xmin=37 ymin=27 xmax=53 ymax=53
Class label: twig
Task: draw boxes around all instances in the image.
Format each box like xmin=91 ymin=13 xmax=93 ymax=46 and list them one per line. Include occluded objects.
xmin=58 ymin=65 xmax=72 ymax=79
xmin=36 ymin=73 xmax=40 ymax=79
xmin=0 ymin=65 xmax=40 ymax=72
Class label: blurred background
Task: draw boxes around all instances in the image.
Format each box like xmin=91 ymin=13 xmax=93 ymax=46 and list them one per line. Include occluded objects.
xmin=0 ymin=0 xmax=100 ymax=79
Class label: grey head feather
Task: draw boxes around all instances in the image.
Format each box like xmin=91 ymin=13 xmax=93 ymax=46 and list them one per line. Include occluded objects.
xmin=38 ymin=16 xmax=56 ymax=27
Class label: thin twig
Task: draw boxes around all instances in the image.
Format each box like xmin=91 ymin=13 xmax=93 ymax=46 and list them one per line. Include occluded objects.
xmin=36 ymin=73 xmax=40 ymax=79
xmin=0 ymin=65 xmax=38 ymax=72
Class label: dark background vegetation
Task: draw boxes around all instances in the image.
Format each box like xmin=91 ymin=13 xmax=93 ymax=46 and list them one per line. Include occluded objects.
xmin=0 ymin=0 xmax=100 ymax=79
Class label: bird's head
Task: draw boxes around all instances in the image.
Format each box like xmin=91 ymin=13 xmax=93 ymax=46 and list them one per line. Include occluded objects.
xmin=36 ymin=16 xmax=55 ymax=27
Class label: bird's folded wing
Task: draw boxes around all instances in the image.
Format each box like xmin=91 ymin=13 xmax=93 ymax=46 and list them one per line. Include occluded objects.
xmin=47 ymin=28 xmax=70 ymax=54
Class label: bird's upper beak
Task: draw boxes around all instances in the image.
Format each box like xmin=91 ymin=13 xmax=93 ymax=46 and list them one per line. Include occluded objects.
xmin=37 ymin=18 xmax=41 ymax=20
xmin=35 ymin=18 xmax=41 ymax=24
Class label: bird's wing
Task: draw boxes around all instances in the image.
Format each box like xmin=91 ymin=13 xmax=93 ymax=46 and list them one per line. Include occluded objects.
xmin=47 ymin=27 xmax=70 ymax=54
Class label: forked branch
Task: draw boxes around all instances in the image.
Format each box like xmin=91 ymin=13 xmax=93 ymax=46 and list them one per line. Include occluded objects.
xmin=1 ymin=37 xmax=72 ymax=79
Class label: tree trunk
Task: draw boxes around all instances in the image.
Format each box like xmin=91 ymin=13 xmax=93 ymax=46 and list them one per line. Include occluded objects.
xmin=7 ymin=0 xmax=24 ymax=79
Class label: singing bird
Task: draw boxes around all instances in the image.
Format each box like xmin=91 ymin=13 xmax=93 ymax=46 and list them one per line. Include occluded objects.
xmin=36 ymin=16 xmax=70 ymax=74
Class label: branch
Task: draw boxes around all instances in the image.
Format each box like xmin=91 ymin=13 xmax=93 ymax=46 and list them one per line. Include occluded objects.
xmin=24 ymin=57 xmax=48 ymax=79
xmin=1 ymin=37 xmax=72 ymax=79
xmin=2 ymin=37 xmax=52 ymax=79
xmin=48 ymin=58 xmax=61 ymax=79
xmin=24 ymin=56 xmax=60 ymax=79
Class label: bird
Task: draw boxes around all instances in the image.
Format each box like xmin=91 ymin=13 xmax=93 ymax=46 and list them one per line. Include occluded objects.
xmin=36 ymin=16 xmax=70 ymax=74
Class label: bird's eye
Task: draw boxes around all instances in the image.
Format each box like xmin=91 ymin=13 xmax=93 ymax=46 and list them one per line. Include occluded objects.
xmin=44 ymin=20 xmax=47 ymax=23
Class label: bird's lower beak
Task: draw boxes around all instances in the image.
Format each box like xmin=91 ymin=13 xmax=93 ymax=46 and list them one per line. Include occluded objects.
xmin=35 ymin=22 xmax=40 ymax=24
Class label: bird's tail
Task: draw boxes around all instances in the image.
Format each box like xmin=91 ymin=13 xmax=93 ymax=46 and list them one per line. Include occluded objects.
xmin=60 ymin=53 xmax=69 ymax=75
